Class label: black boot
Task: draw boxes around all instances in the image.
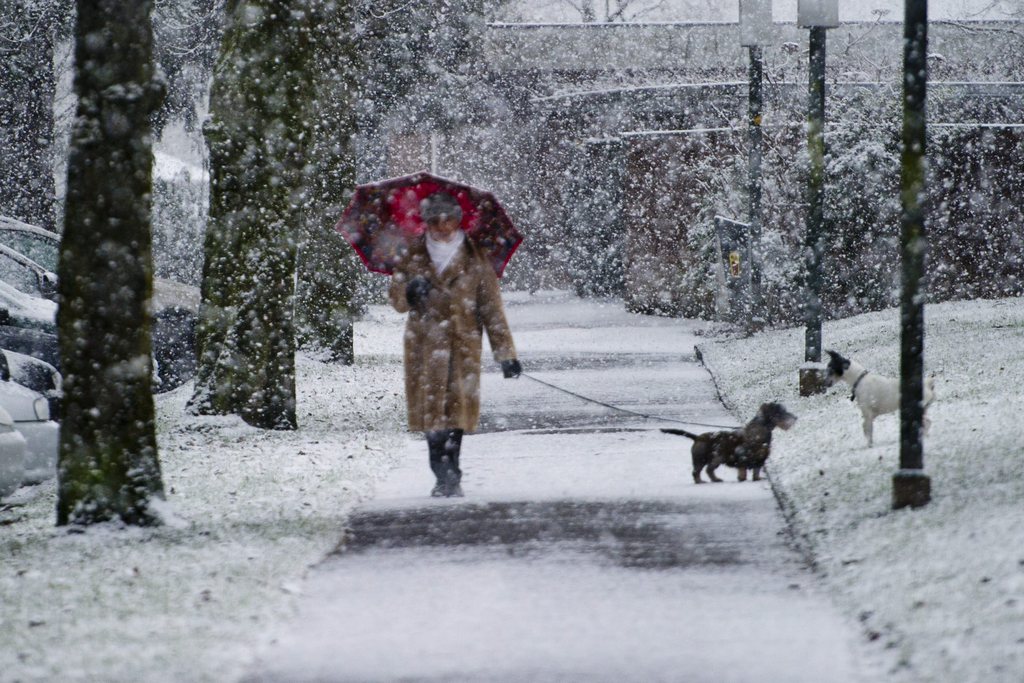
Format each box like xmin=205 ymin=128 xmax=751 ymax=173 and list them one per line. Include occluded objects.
xmin=426 ymin=431 xmax=448 ymax=497
xmin=442 ymin=430 xmax=464 ymax=497
xmin=426 ymin=429 xmax=464 ymax=497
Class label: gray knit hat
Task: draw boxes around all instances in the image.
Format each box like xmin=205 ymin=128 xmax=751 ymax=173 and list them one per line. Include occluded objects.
xmin=419 ymin=192 xmax=463 ymax=222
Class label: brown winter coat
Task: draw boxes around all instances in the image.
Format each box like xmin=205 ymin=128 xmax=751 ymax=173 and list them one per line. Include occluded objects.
xmin=389 ymin=238 xmax=517 ymax=433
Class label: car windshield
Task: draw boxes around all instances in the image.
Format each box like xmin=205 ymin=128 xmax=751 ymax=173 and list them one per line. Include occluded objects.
xmin=0 ymin=251 xmax=45 ymax=298
xmin=0 ymin=228 xmax=58 ymax=271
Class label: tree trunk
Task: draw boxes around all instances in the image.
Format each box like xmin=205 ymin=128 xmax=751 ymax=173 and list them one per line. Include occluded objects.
xmin=294 ymin=0 xmax=364 ymax=364
xmin=56 ymin=0 xmax=164 ymax=526
xmin=188 ymin=0 xmax=316 ymax=430
xmin=0 ymin=0 xmax=66 ymax=231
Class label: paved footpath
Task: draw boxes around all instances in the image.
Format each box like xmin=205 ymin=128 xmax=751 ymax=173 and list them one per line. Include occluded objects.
xmin=245 ymin=292 xmax=869 ymax=683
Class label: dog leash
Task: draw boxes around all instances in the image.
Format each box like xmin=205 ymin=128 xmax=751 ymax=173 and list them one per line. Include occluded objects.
xmin=520 ymin=372 xmax=737 ymax=430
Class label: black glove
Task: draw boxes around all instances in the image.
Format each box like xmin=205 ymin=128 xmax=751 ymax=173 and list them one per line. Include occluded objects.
xmin=405 ymin=276 xmax=431 ymax=310
xmin=501 ymin=359 xmax=522 ymax=379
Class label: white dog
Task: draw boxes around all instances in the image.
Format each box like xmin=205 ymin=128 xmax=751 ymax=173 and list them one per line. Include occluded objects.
xmin=824 ymin=350 xmax=934 ymax=447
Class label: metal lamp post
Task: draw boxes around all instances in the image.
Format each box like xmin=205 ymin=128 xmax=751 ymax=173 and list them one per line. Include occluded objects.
xmin=797 ymin=0 xmax=838 ymax=397
xmin=894 ymin=0 xmax=931 ymax=509
xmin=739 ymin=0 xmax=772 ymax=334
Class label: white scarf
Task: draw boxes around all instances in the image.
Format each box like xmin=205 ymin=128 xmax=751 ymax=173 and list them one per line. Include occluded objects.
xmin=425 ymin=230 xmax=466 ymax=276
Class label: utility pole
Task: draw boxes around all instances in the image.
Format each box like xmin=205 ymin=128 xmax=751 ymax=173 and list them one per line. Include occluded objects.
xmin=804 ymin=25 xmax=826 ymax=366
xmin=797 ymin=0 xmax=837 ymax=397
xmin=739 ymin=0 xmax=772 ymax=334
xmin=748 ymin=44 xmax=765 ymax=332
xmin=894 ymin=0 xmax=931 ymax=509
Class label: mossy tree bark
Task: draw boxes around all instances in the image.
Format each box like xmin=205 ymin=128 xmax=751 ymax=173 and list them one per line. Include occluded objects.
xmin=188 ymin=0 xmax=317 ymax=429
xmin=294 ymin=0 xmax=365 ymax=364
xmin=0 ymin=0 xmax=70 ymax=231
xmin=56 ymin=0 xmax=165 ymax=526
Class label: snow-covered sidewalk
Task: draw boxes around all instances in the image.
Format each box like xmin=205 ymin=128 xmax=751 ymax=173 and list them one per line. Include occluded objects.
xmin=244 ymin=291 xmax=867 ymax=682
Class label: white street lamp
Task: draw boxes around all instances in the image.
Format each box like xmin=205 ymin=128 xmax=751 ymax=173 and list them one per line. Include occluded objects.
xmin=739 ymin=0 xmax=773 ymax=47
xmin=797 ymin=0 xmax=839 ymax=27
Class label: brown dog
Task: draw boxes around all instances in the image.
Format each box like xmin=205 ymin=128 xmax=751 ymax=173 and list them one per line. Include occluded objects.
xmin=662 ymin=403 xmax=797 ymax=483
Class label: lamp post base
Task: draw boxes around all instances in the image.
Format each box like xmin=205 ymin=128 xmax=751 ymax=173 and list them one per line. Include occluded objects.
xmin=893 ymin=470 xmax=931 ymax=509
xmin=799 ymin=367 xmax=829 ymax=397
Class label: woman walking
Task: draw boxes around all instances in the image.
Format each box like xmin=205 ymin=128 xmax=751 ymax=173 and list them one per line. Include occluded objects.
xmin=388 ymin=191 xmax=521 ymax=497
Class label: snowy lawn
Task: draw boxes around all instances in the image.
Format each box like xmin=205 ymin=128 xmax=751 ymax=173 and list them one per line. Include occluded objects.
xmin=0 ymin=352 xmax=407 ymax=682
xmin=697 ymin=296 xmax=1024 ymax=683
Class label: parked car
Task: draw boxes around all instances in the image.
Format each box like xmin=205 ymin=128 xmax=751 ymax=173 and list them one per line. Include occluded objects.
xmin=0 ymin=351 xmax=59 ymax=484
xmin=0 ymin=215 xmax=199 ymax=391
xmin=0 ymin=275 xmax=60 ymax=365
xmin=0 ymin=242 xmax=57 ymax=300
xmin=0 ymin=406 xmax=27 ymax=499
xmin=4 ymin=349 xmax=62 ymax=420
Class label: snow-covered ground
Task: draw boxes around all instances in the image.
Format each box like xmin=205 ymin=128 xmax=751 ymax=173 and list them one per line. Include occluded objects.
xmin=0 ymin=292 xmax=1022 ymax=681
xmin=0 ymin=354 xmax=407 ymax=682
xmin=247 ymin=290 xmax=866 ymax=682
xmin=697 ymin=296 xmax=1024 ymax=683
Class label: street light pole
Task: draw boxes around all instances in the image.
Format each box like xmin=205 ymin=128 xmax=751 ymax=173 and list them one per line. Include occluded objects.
xmin=796 ymin=0 xmax=836 ymax=397
xmin=804 ymin=25 xmax=826 ymax=367
xmin=739 ymin=0 xmax=772 ymax=334
xmin=748 ymin=44 xmax=765 ymax=332
xmin=894 ymin=0 xmax=931 ymax=509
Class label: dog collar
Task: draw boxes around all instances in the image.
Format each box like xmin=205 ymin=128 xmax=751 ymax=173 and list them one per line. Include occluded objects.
xmin=850 ymin=371 xmax=869 ymax=401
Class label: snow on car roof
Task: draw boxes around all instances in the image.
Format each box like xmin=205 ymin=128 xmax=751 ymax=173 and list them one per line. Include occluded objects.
xmin=0 ymin=280 xmax=56 ymax=323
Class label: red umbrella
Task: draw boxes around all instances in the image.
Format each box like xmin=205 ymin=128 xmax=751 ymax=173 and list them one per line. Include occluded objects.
xmin=335 ymin=171 xmax=523 ymax=277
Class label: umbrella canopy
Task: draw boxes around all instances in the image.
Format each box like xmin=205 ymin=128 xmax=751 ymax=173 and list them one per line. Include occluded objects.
xmin=335 ymin=171 xmax=523 ymax=277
